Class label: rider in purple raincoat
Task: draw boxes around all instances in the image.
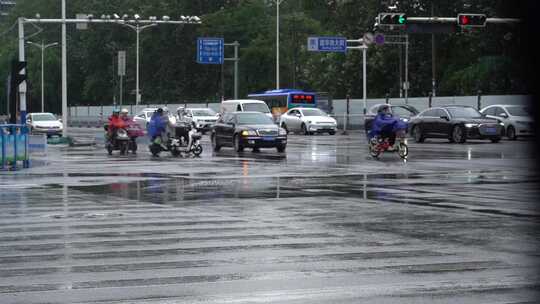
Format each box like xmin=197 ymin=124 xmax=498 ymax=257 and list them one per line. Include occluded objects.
xmin=368 ymin=104 xmax=408 ymax=147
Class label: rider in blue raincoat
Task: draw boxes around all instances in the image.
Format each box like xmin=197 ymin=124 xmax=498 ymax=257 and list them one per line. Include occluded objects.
xmin=368 ymin=104 xmax=408 ymax=146
xmin=147 ymin=108 xmax=166 ymax=141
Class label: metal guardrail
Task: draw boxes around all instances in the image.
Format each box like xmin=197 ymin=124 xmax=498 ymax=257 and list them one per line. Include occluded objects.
xmin=1 ymin=124 xmax=30 ymax=170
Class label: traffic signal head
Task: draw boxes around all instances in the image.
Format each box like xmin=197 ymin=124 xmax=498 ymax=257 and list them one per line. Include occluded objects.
xmin=457 ymin=14 xmax=487 ymax=27
xmin=378 ymin=13 xmax=407 ymax=26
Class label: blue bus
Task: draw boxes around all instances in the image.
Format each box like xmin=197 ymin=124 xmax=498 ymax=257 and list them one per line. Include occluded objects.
xmin=247 ymin=89 xmax=317 ymax=119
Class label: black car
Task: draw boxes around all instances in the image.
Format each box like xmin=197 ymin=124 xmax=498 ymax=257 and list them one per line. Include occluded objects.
xmin=211 ymin=112 xmax=287 ymax=153
xmin=409 ymin=105 xmax=504 ymax=143
xmin=364 ymin=104 xmax=419 ymax=134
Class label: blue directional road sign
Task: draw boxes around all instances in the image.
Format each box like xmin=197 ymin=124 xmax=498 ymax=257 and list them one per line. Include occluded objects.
xmin=307 ymin=36 xmax=347 ymax=53
xmin=197 ymin=38 xmax=224 ymax=64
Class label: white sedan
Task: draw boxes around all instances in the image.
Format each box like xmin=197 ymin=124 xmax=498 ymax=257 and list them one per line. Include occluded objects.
xmin=480 ymin=104 xmax=534 ymax=140
xmin=133 ymin=108 xmax=158 ymax=128
xmin=279 ymin=108 xmax=337 ymax=135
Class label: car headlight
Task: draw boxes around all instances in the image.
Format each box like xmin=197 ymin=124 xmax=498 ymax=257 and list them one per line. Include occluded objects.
xmin=241 ymin=130 xmax=257 ymax=136
xmin=307 ymin=120 xmax=312 ymax=124
xmin=279 ymin=128 xmax=287 ymax=135
xmin=465 ymin=123 xmax=478 ymax=128
xmin=499 ymin=122 xmax=505 ymax=126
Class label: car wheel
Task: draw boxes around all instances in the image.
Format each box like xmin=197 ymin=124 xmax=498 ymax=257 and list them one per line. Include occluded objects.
xmin=277 ymin=145 xmax=286 ymax=153
xmin=234 ymin=135 xmax=244 ymax=152
xmin=329 ymin=130 xmax=336 ymax=135
xmin=506 ymin=125 xmax=517 ymax=140
xmin=301 ymin=123 xmax=309 ymax=135
xmin=490 ymin=136 xmax=501 ymax=143
xmin=452 ymin=125 xmax=467 ymax=143
xmin=412 ymin=125 xmax=425 ymax=143
xmin=211 ymin=134 xmax=221 ymax=152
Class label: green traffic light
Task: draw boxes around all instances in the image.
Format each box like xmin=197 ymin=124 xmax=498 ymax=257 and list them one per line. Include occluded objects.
xmin=398 ymin=15 xmax=406 ymax=24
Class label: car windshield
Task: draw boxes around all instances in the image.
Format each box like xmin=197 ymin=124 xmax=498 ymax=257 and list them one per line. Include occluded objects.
xmin=191 ymin=109 xmax=216 ymax=116
xmin=506 ymin=106 xmax=531 ymax=116
xmin=243 ymin=103 xmax=270 ymax=113
xmin=447 ymin=107 xmax=483 ymax=118
xmin=32 ymin=113 xmax=57 ymax=121
xmin=237 ymin=113 xmax=274 ymax=125
xmin=302 ymin=109 xmax=327 ymax=117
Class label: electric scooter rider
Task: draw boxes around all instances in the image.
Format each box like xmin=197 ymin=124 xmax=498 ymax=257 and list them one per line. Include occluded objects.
xmin=148 ymin=108 xmax=167 ymax=148
xmin=368 ymin=104 xmax=407 ymax=150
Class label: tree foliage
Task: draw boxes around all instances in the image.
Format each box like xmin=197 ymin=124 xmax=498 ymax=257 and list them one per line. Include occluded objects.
xmin=0 ymin=0 xmax=530 ymax=113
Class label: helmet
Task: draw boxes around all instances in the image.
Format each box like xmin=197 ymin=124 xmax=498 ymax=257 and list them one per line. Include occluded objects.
xmin=112 ymin=108 xmax=120 ymax=114
xmin=377 ymin=104 xmax=390 ymax=113
xmin=176 ymin=106 xmax=185 ymax=113
xmin=120 ymin=108 xmax=129 ymax=114
xmin=162 ymin=106 xmax=169 ymax=113
xmin=156 ymin=108 xmax=163 ymax=114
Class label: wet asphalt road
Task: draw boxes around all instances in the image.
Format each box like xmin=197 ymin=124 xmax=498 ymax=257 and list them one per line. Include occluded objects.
xmin=0 ymin=129 xmax=539 ymax=303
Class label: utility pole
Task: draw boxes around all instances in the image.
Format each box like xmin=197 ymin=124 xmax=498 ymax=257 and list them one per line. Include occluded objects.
xmin=27 ymin=41 xmax=58 ymax=112
xmin=431 ymin=2 xmax=436 ymax=97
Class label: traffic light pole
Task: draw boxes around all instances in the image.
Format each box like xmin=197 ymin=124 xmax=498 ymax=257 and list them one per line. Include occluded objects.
xmin=347 ymin=39 xmax=369 ymax=115
xmin=17 ymin=18 xmax=27 ymax=124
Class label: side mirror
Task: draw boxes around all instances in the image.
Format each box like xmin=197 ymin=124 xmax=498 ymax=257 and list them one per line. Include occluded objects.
xmin=440 ymin=115 xmax=449 ymax=121
xmin=58 ymin=119 xmax=62 ymax=123
xmin=295 ymin=113 xmax=302 ymax=118
xmin=498 ymin=112 xmax=508 ymax=118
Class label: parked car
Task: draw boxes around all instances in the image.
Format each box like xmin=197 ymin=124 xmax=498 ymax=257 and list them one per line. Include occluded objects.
xmin=184 ymin=108 xmax=219 ymax=134
xmin=409 ymin=105 xmax=504 ymax=143
xmin=480 ymin=104 xmax=535 ymax=140
xmin=26 ymin=112 xmax=63 ymax=137
xmin=279 ymin=107 xmax=337 ymax=135
xmin=133 ymin=108 xmax=158 ymax=128
xmin=364 ymin=104 xmax=419 ymax=134
xmin=211 ymin=112 xmax=287 ymax=153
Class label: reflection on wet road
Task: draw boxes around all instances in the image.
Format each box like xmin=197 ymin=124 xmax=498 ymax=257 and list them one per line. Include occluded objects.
xmin=0 ymin=132 xmax=539 ymax=303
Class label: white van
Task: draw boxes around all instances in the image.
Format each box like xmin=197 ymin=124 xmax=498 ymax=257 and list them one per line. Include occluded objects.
xmin=220 ymin=99 xmax=273 ymax=120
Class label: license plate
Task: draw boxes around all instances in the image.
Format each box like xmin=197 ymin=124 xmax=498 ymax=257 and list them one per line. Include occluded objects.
xmin=484 ymin=127 xmax=496 ymax=134
xmin=262 ymin=136 xmax=275 ymax=141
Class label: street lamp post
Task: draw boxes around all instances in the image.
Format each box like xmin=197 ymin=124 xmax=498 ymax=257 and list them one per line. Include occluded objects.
xmin=275 ymin=0 xmax=286 ymax=90
xmin=27 ymin=41 xmax=58 ymax=112
xmin=121 ymin=22 xmax=157 ymax=105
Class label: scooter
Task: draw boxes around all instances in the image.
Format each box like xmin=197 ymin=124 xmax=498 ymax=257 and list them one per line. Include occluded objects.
xmin=369 ymin=131 xmax=408 ymax=159
xmin=105 ymin=120 xmax=143 ymax=155
xmin=149 ymin=122 xmax=203 ymax=157
xmin=105 ymin=126 xmax=130 ymax=155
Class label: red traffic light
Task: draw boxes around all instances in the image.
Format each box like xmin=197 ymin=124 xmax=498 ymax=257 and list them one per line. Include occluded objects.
xmin=457 ymin=14 xmax=487 ymax=27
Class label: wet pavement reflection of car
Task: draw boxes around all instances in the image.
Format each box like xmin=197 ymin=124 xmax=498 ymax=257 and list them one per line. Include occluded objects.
xmin=211 ymin=112 xmax=287 ymax=153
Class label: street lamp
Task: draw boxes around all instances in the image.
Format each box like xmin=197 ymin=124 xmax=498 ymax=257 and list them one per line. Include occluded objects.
xmin=119 ymin=14 xmax=157 ymax=105
xmin=27 ymin=40 xmax=58 ymax=112
xmin=275 ymin=0 xmax=286 ymax=90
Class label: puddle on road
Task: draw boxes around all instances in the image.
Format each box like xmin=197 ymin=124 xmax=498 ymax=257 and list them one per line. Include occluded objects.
xmin=65 ymin=171 xmax=539 ymax=217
